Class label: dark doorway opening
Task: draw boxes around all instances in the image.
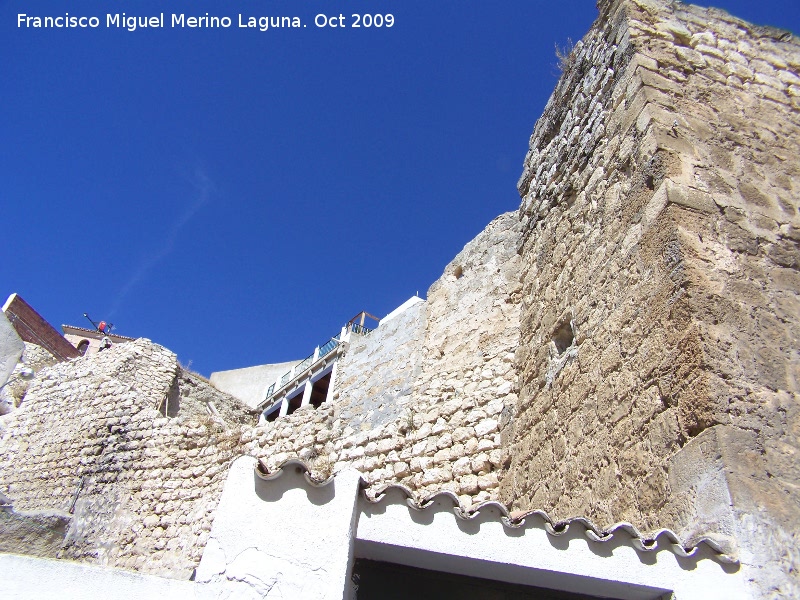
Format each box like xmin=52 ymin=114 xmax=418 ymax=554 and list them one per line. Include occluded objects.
xmin=352 ymin=559 xmax=620 ymax=600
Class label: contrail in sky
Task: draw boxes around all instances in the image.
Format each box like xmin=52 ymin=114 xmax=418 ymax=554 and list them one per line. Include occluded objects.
xmin=107 ymin=168 xmax=214 ymax=319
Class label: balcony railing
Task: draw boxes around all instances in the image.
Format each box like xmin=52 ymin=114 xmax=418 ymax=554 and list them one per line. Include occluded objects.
xmin=318 ymin=337 xmax=339 ymax=357
xmin=264 ymin=335 xmax=341 ymax=404
xmin=260 ymin=310 xmax=380 ymax=411
xmin=347 ymin=322 xmax=374 ymax=336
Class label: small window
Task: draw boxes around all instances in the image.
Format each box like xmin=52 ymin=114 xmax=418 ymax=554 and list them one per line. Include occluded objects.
xmin=77 ymin=340 xmax=90 ymax=356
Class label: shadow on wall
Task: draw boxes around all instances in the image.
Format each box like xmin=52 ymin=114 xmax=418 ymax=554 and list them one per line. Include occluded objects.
xmin=159 ymin=377 xmax=181 ymax=417
xmin=255 ymin=460 xmax=337 ymax=506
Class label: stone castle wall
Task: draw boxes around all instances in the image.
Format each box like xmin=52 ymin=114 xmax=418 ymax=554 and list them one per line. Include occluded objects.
xmin=0 ymin=339 xmax=253 ymax=578
xmin=245 ymin=212 xmax=521 ymax=506
xmin=502 ymin=0 xmax=799 ymax=596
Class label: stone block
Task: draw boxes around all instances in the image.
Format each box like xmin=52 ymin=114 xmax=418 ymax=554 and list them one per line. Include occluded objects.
xmin=474 ymin=419 xmax=499 ymax=437
xmin=419 ymin=467 xmax=451 ymax=486
xmin=452 ymin=427 xmax=474 ymax=443
xmin=471 ymin=454 xmax=491 ymax=475
xmin=458 ymin=475 xmax=480 ymax=495
xmin=393 ymin=462 xmax=410 ymax=478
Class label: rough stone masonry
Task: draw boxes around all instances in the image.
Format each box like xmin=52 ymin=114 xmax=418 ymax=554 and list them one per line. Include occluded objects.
xmin=0 ymin=1 xmax=797 ymax=598
xmin=504 ymin=0 xmax=800 ymax=597
xmin=0 ymin=340 xmax=254 ymax=578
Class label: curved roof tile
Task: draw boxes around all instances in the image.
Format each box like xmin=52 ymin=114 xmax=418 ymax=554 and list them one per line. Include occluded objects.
xmin=255 ymin=459 xmax=738 ymax=565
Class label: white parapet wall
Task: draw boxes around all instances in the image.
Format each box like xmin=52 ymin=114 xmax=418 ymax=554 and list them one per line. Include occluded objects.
xmin=195 ymin=456 xmax=362 ymax=599
xmin=355 ymin=492 xmax=748 ymax=600
xmin=198 ymin=457 xmax=749 ymax=600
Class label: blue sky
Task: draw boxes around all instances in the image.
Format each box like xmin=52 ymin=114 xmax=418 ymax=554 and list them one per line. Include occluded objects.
xmin=2 ymin=1 xmax=798 ymax=376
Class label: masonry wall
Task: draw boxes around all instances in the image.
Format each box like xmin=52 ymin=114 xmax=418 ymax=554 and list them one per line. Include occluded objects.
xmin=501 ymin=0 xmax=800 ymax=597
xmin=0 ymin=342 xmax=58 ymax=420
xmin=1 ymin=3 xmax=797 ymax=597
xmin=0 ymin=339 xmax=253 ymax=578
xmin=333 ymin=297 xmax=426 ymax=432
xmin=245 ymin=212 xmax=522 ymax=506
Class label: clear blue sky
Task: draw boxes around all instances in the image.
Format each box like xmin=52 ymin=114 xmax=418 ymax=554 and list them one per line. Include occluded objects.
xmin=2 ymin=1 xmax=798 ymax=376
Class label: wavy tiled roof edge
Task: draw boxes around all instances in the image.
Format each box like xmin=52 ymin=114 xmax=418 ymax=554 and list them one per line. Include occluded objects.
xmin=255 ymin=458 xmax=738 ymax=565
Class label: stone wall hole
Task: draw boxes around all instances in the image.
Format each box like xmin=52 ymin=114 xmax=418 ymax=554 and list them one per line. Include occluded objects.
xmin=552 ymin=319 xmax=574 ymax=355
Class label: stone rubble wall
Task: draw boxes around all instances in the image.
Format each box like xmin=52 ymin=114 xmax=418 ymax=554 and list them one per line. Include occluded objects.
xmin=504 ymin=0 xmax=666 ymax=529
xmin=334 ymin=297 xmax=426 ymax=432
xmin=245 ymin=212 xmax=522 ymax=507
xmin=503 ymin=0 xmax=799 ymax=597
xmin=0 ymin=339 xmax=253 ymax=578
xmin=1 ymin=342 xmax=58 ymax=420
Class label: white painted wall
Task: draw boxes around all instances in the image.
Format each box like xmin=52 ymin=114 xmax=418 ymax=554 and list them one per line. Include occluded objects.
xmin=380 ymin=295 xmax=425 ymax=324
xmin=210 ymin=360 xmax=302 ymax=408
xmin=0 ymin=554 xmax=196 ymax=600
xmin=355 ymin=492 xmax=748 ymax=600
xmin=195 ymin=456 xmax=361 ymax=599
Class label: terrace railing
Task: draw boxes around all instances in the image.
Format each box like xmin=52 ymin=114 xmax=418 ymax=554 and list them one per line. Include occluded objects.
xmin=263 ymin=335 xmax=341 ymax=405
xmin=260 ymin=310 xmax=380 ymax=411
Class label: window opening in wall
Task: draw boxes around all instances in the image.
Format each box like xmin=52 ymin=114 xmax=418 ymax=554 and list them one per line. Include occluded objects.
xmin=286 ymin=393 xmax=303 ymax=416
xmin=264 ymin=404 xmax=280 ymax=422
xmin=76 ymin=339 xmax=90 ymax=355
xmin=351 ymin=559 xmax=621 ymax=600
xmin=310 ymin=372 xmax=332 ymax=408
xmin=552 ymin=319 xmax=574 ymax=355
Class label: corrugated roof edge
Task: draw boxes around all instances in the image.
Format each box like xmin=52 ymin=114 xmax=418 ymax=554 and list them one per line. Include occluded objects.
xmin=255 ymin=458 xmax=738 ymax=565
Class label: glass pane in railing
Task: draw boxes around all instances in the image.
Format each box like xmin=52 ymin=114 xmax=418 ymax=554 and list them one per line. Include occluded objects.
xmin=318 ymin=338 xmax=339 ymax=357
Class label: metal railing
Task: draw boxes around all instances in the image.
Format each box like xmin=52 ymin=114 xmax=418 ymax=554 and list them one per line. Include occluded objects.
xmin=264 ymin=336 xmax=341 ymax=404
xmin=260 ymin=310 xmax=379 ymax=411
xmin=348 ymin=322 xmax=374 ymax=336
xmin=294 ymin=353 xmax=315 ymax=375
xmin=318 ymin=337 xmax=339 ymax=357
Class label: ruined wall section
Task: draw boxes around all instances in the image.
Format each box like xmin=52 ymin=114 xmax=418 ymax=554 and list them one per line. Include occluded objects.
xmin=0 ymin=339 xmax=251 ymax=579
xmin=334 ymin=298 xmax=426 ymax=432
xmin=245 ymin=212 xmax=522 ymax=507
xmin=407 ymin=212 xmax=521 ymax=500
xmin=0 ymin=342 xmax=58 ymax=420
xmin=503 ymin=0 xmax=799 ymax=596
